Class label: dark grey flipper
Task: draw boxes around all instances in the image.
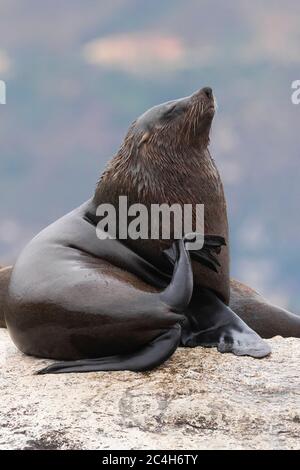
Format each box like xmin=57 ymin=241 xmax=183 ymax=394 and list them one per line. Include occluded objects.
xmin=182 ymin=288 xmax=271 ymax=358
xmin=36 ymin=238 xmax=193 ymax=375
xmin=160 ymin=239 xmax=193 ymax=312
xmin=165 ymin=235 xmax=271 ymax=358
xmin=164 ymin=234 xmax=226 ymax=273
xmin=37 ymin=325 xmax=181 ymax=374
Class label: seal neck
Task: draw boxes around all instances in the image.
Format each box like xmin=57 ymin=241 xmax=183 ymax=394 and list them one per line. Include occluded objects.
xmin=94 ymin=143 xmax=214 ymax=208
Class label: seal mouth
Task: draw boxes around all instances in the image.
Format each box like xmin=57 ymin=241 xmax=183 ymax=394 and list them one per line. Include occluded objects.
xmin=182 ymin=91 xmax=215 ymax=146
xmin=130 ymin=86 xmax=216 ymax=150
xmin=190 ymin=87 xmax=215 ymax=120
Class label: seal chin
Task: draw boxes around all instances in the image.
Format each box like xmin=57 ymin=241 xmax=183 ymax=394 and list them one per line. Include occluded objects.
xmin=204 ymin=104 xmax=215 ymax=116
xmin=189 ymin=86 xmax=216 ymax=128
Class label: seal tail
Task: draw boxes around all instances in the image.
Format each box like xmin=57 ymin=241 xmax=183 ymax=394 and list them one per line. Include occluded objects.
xmin=36 ymin=238 xmax=193 ymax=375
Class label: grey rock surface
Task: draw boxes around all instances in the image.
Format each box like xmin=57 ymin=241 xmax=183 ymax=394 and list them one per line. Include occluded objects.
xmin=0 ymin=329 xmax=299 ymax=450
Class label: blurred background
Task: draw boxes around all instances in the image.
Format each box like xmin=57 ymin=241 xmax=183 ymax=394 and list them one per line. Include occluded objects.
xmin=0 ymin=0 xmax=299 ymax=310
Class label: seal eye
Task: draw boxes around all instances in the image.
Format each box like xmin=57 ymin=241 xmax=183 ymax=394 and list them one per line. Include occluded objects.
xmin=163 ymin=104 xmax=177 ymax=119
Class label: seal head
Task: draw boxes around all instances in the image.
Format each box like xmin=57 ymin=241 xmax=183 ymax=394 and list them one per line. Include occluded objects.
xmin=135 ymin=86 xmax=215 ymax=149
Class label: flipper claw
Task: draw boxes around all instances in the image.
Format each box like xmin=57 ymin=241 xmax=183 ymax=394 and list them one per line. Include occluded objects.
xmin=163 ymin=233 xmax=226 ymax=273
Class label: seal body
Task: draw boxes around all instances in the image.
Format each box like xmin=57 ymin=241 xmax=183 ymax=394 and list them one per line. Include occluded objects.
xmin=5 ymin=200 xmax=185 ymax=361
xmin=5 ymin=86 xmax=300 ymax=374
xmin=5 ymin=196 xmax=270 ymax=374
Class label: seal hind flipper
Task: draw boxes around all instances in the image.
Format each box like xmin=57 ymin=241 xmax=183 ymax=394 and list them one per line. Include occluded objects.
xmin=182 ymin=288 xmax=271 ymax=359
xmin=188 ymin=234 xmax=226 ymax=272
xmin=190 ymin=249 xmax=220 ymax=273
xmin=199 ymin=235 xmax=226 ymax=253
xmin=36 ymin=325 xmax=181 ymax=374
xmin=36 ymin=237 xmax=193 ymax=375
xmin=160 ymin=239 xmax=193 ymax=312
xmin=164 ymin=234 xmax=225 ymax=273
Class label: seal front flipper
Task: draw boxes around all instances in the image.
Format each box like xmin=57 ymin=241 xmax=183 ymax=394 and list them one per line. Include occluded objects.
xmin=36 ymin=237 xmax=193 ymax=375
xmin=182 ymin=288 xmax=271 ymax=358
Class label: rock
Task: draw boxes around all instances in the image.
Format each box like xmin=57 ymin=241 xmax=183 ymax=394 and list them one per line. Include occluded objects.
xmin=0 ymin=329 xmax=299 ymax=450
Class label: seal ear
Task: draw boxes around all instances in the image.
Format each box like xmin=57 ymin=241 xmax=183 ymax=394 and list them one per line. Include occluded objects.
xmin=138 ymin=131 xmax=150 ymax=148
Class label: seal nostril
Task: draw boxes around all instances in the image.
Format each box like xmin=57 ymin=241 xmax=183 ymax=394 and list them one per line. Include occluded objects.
xmin=203 ymin=87 xmax=213 ymax=99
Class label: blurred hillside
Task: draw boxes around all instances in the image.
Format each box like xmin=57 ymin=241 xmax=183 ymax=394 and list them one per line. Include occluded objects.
xmin=0 ymin=0 xmax=299 ymax=310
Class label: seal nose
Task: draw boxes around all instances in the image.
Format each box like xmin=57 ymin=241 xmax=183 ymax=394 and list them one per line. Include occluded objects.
xmin=202 ymin=87 xmax=213 ymax=99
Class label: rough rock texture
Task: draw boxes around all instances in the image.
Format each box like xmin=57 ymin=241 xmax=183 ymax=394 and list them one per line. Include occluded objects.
xmin=0 ymin=329 xmax=299 ymax=450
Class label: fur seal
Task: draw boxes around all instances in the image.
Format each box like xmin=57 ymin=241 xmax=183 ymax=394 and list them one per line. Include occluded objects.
xmin=3 ymin=87 xmax=300 ymax=374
